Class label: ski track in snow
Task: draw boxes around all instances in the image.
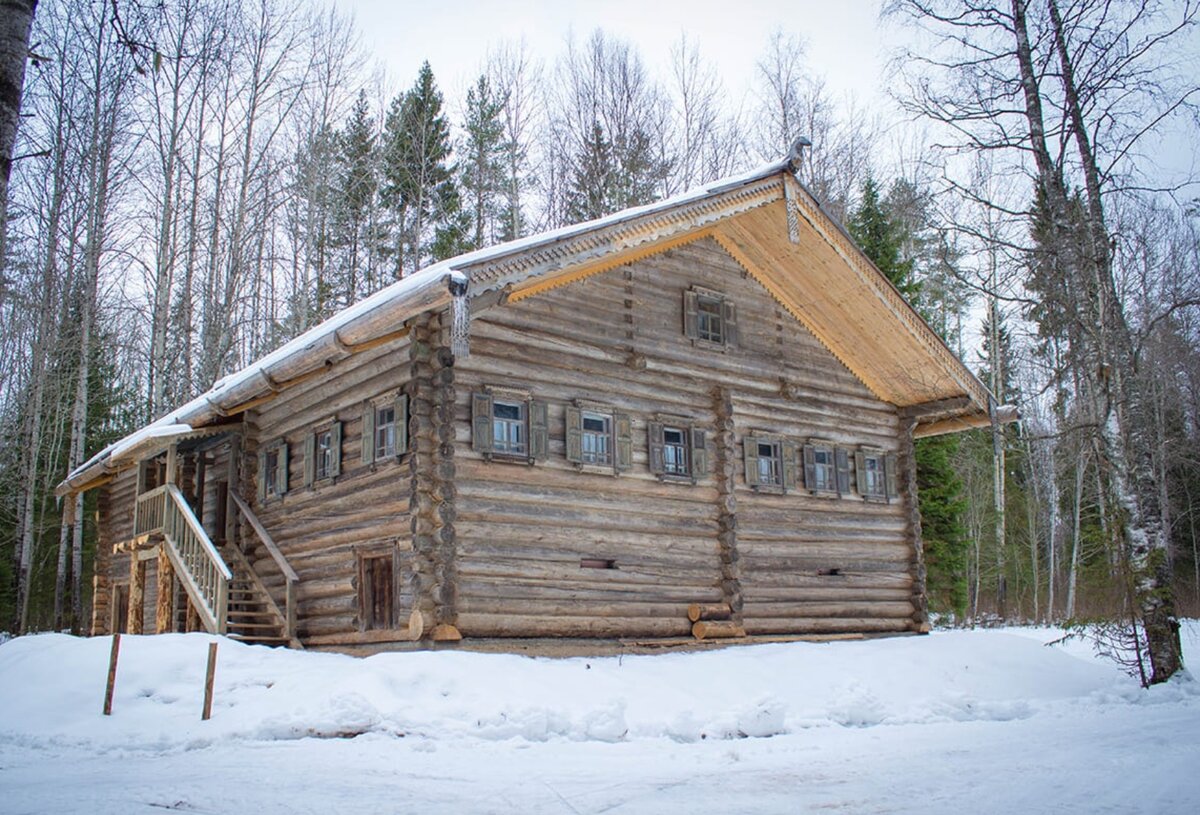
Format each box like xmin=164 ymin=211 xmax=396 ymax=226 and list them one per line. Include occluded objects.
xmin=1 ymin=624 xmax=1198 ymax=813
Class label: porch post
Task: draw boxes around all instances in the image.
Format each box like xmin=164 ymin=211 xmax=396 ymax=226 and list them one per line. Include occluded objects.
xmin=155 ymin=546 xmax=175 ymax=633
xmin=127 ymin=557 xmax=146 ymax=634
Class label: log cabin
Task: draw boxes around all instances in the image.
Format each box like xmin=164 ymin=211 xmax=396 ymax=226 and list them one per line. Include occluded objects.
xmin=57 ymin=143 xmax=1016 ymax=652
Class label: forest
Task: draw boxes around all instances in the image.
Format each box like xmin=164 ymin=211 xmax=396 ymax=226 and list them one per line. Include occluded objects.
xmin=0 ymin=0 xmax=1197 ymax=679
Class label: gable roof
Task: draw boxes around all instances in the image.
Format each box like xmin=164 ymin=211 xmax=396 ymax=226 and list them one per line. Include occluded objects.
xmin=58 ymin=158 xmax=1006 ymax=496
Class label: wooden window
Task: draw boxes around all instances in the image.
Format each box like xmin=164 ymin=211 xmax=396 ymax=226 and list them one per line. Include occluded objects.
xmin=493 ymin=400 xmax=526 ymax=455
xmin=648 ymin=421 xmax=706 ymax=482
xmin=304 ymin=422 xmax=343 ymax=487
xmin=257 ymin=440 xmax=288 ymax=501
xmin=662 ymin=427 xmax=688 ymax=475
xmin=803 ymin=444 xmax=836 ymax=493
xmin=566 ymin=403 xmax=632 ymax=472
xmin=358 ymin=553 xmax=395 ymax=631
xmin=471 ymin=390 xmax=548 ymax=463
xmin=581 ymin=411 xmax=612 ymax=465
xmin=744 ymin=435 xmax=797 ymax=492
xmin=855 ymin=449 xmax=899 ymax=502
xmin=683 ymin=286 xmax=738 ymax=349
xmin=361 ymin=394 xmax=408 ymax=467
xmin=375 ymin=405 xmax=396 ymax=460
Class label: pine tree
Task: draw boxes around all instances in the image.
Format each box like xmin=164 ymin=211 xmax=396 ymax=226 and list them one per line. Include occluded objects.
xmin=460 ymin=74 xmax=506 ymax=251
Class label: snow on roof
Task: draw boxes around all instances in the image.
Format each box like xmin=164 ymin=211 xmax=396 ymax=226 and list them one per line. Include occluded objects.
xmin=60 ymin=159 xmax=792 ymax=492
xmin=106 ymin=424 xmax=194 ymax=461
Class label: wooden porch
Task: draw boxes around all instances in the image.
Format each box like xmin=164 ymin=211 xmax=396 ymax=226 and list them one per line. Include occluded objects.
xmin=113 ymin=434 xmax=301 ymax=648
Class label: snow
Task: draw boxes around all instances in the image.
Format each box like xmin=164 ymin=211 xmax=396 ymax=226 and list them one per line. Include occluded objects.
xmin=1 ymin=625 xmax=1198 ymax=813
xmin=105 ymin=424 xmax=193 ymax=461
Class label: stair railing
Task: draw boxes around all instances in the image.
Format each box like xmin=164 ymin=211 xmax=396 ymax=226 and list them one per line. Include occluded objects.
xmin=134 ymin=485 xmax=169 ymax=537
xmin=229 ymin=491 xmax=298 ymax=641
xmin=161 ymin=484 xmax=231 ymax=634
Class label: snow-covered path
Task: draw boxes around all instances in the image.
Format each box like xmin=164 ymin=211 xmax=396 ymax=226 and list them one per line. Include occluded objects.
xmin=2 ymin=626 xmax=1197 ymax=813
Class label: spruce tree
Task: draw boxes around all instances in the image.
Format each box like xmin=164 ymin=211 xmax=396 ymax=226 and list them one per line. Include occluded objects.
xmin=380 ymin=62 xmax=459 ymax=275
xmin=848 ymin=175 xmax=920 ymax=301
xmin=567 ymin=121 xmax=616 ymax=222
xmin=850 ymin=175 xmax=970 ymax=621
xmin=336 ymin=91 xmax=378 ymax=301
xmin=460 ymin=74 xmax=506 ymax=251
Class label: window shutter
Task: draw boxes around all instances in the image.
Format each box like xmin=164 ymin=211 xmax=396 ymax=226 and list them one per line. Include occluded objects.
xmin=722 ymin=300 xmax=738 ymax=347
xmin=614 ymin=413 xmax=633 ymax=472
xmin=257 ymin=449 xmax=267 ymax=502
xmin=885 ymin=453 xmax=899 ymax=499
xmin=361 ymin=404 xmax=376 ymax=466
xmin=743 ymin=436 xmax=761 ymax=487
xmin=330 ymin=421 xmax=343 ymax=477
xmin=782 ymin=440 xmax=798 ymax=491
xmin=855 ymin=450 xmax=868 ymax=495
xmin=565 ymin=406 xmax=583 ymax=463
xmin=276 ymin=443 xmax=289 ymax=496
xmin=802 ymin=444 xmax=817 ymax=490
xmin=394 ymin=394 xmax=409 ymax=457
xmin=647 ymin=422 xmax=665 ymax=475
xmin=683 ymin=289 xmax=699 ymax=339
xmin=690 ymin=427 xmax=707 ymax=478
xmin=835 ymin=447 xmax=851 ymax=496
xmin=529 ymin=400 xmax=549 ymax=461
xmin=471 ymin=391 xmax=494 ymax=455
xmin=303 ymin=433 xmax=316 ymax=487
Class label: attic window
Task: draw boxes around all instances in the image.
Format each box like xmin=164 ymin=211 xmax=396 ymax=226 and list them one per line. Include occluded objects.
xmin=697 ymin=295 xmax=724 ymax=343
xmin=684 ymin=286 xmax=738 ymax=348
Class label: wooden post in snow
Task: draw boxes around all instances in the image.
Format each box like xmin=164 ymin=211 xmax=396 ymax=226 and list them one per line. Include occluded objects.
xmin=201 ymin=641 xmax=218 ymax=721
xmin=102 ymin=633 xmax=120 ymax=716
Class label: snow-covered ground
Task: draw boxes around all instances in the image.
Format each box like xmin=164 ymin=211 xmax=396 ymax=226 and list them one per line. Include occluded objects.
xmin=1 ymin=625 xmax=1197 ymax=814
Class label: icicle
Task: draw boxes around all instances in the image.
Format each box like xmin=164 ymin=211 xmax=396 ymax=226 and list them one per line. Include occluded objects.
xmin=449 ymin=276 xmax=470 ymax=359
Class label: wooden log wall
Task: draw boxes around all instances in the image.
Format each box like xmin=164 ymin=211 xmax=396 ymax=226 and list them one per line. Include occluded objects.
xmin=88 ymin=234 xmax=924 ymax=646
xmin=453 ymin=236 xmax=916 ymax=639
xmin=245 ymin=335 xmax=416 ymax=644
xmin=407 ymin=314 xmax=459 ymax=637
xmin=92 ymin=465 xmax=138 ymax=636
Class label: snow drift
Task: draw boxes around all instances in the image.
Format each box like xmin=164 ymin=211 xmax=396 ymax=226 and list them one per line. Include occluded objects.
xmin=1 ymin=625 xmax=1196 ymax=752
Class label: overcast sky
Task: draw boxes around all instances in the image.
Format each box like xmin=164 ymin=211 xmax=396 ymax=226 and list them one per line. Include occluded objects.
xmin=337 ymin=0 xmax=896 ymax=121
xmin=334 ymin=0 xmax=1195 ymax=200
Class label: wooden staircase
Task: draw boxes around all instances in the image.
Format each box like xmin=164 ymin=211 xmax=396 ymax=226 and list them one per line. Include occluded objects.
xmin=224 ymin=554 xmax=291 ymax=648
xmin=222 ymin=544 xmax=297 ymax=647
xmin=135 ymin=483 xmax=300 ymax=648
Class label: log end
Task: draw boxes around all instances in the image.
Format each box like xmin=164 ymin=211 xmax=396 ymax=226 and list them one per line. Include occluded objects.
xmin=431 ymin=623 xmax=463 ymax=642
xmin=404 ymin=609 xmax=426 ymax=641
xmin=692 ymin=621 xmax=746 ymax=640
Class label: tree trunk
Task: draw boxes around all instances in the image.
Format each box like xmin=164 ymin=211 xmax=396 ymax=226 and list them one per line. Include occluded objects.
xmin=1048 ymin=0 xmax=1182 ymax=683
xmin=0 ymin=0 xmax=36 ymax=289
